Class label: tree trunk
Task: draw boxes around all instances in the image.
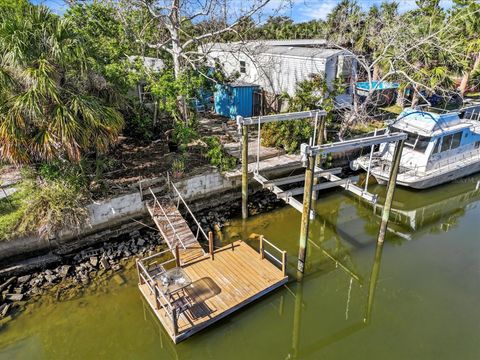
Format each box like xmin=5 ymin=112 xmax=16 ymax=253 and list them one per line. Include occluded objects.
xmin=459 ymin=72 xmax=469 ymax=97
xmin=372 ymin=64 xmax=380 ymax=81
xmin=396 ymin=87 xmax=405 ymax=108
xmin=473 ymin=51 xmax=480 ymax=73
xmin=169 ymin=0 xmax=188 ymax=122
xmin=459 ymin=51 xmax=480 ymax=97
xmin=411 ymin=90 xmax=419 ymax=108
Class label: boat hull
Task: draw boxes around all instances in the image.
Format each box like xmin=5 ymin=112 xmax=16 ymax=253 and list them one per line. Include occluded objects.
xmin=352 ymin=155 xmax=480 ymax=189
xmin=368 ymin=161 xmax=480 ymax=189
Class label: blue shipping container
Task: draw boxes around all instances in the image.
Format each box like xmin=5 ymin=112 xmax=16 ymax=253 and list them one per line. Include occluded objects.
xmin=214 ymin=83 xmax=259 ymax=119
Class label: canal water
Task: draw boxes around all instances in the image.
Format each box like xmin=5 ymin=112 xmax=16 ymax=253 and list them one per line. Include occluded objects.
xmin=1 ymin=176 xmax=479 ymax=359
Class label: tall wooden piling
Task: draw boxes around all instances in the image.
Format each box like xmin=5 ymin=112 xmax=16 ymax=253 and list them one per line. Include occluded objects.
xmin=297 ymin=154 xmax=315 ymax=279
xmin=241 ymin=124 xmax=249 ymax=219
xmin=377 ymin=140 xmax=404 ymax=244
xmin=312 ymin=115 xmax=325 ymax=201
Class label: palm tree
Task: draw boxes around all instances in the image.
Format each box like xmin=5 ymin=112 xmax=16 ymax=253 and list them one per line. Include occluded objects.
xmin=0 ymin=4 xmax=123 ymax=164
xmin=326 ymin=0 xmax=364 ymax=48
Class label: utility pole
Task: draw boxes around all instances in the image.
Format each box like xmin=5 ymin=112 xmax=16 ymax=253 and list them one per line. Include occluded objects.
xmin=377 ymin=140 xmax=404 ymax=243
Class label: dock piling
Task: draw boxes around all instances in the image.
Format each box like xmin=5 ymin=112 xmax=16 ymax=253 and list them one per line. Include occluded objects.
xmin=208 ymin=231 xmax=214 ymax=260
xmin=241 ymin=121 xmax=249 ymax=219
xmin=297 ymin=152 xmax=316 ymax=280
xmin=175 ymin=245 xmax=181 ymax=267
xmin=377 ymin=140 xmax=404 ymax=244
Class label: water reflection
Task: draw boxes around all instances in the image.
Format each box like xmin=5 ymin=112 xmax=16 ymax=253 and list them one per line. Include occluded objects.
xmin=372 ymin=176 xmax=480 ymax=233
xmin=288 ymin=234 xmax=386 ymax=359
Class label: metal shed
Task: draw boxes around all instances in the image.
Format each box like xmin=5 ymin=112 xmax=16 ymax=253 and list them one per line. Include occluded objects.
xmin=214 ymin=82 xmax=260 ymax=119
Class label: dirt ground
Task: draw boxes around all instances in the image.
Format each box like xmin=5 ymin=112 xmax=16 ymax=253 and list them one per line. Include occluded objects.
xmin=95 ymin=114 xmax=237 ymax=198
xmin=95 ymin=137 xmax=209 ymax=198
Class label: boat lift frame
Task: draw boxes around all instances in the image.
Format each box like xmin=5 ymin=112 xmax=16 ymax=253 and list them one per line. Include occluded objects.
xmin=297 ymin=132 xmax=406 ymax=278
xmin=237 ymin=110 xmax=407 ymax=279
xmin=237 ymin=110 xmax=327 ymax=219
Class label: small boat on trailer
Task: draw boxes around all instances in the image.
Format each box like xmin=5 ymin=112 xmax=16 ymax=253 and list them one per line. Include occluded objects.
xmin=351 ymin=106 xmax=480 ymax=189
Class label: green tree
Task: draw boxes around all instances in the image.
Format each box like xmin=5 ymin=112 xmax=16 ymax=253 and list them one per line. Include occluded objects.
xmin=0 ymin=4 xmax=123 ymax=164
xmin=326 ymin=0 xmax=364 ymax=48
xmin=452 ymin=0 xmax=480 ymax=96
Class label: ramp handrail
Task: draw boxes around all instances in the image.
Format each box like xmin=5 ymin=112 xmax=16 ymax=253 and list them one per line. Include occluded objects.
xmin=149 ymin=188 xmax=187 ymax=250
xmin=170 ymin=182 xmax=209 ymax=244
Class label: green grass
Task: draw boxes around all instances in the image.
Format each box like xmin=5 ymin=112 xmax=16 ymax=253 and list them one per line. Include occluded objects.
xmin=380 ymin=104 xmax=403 ymax=115
xmin=0 ymin=187 xmax=28 ymax=241
xmin=465 ymin=92 xmax=480 ymax=98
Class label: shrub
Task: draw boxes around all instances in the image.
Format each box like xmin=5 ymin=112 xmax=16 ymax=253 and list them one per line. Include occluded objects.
xmin=173 ymin=120 xmax=199 ymax=151
xmin=261 ymin=120 xmax=313 ymax=153
xmin=203 ymin=136 xmax=238 ymax=171
xmin=0 ymin=163 xmax=90 ymax=241
xmin=15 ymin=177 xmax=89 ymax=239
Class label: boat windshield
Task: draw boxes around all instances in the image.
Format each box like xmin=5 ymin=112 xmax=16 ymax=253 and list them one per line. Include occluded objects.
xmin=389 ymin=126 xmax=431 ymax=153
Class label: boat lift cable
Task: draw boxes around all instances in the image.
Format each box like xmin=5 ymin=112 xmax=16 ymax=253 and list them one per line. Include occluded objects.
xmin=364 ymin=128 xmax=378 ymax=193
xmin=256 ymin=116 xmax=261 ymax=175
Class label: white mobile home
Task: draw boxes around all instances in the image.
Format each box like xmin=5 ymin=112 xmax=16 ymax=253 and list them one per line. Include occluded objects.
xmin=201 ymin=40 xmax=355 ymax=101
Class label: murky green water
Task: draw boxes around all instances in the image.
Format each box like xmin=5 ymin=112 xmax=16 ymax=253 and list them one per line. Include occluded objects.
xmin=1 ymin=176 xmax=480 ymax=359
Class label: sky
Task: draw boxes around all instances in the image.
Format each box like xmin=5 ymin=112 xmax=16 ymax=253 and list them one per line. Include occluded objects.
xmin=32 ymin=0 xmax=455 ymax=23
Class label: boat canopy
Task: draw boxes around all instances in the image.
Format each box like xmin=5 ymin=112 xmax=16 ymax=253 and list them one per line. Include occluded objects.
xmin=392 ymin=108 xmax=464 ymax=135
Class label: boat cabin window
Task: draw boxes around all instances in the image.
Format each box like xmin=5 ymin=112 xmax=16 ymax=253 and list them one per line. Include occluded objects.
xmin=451 ymin=132 xmax=462 ymax=149
xmin=475 ymin=141 xmax=480 ymax=149
xmin=433 ymin=139 xmax=441 ymax=154
xmin=434 ymin=131 xmax=463 ymax=154
xmin=390 ymin=126 xmax=431 ymax=153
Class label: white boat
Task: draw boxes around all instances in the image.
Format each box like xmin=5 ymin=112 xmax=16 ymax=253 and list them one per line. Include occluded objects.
xmin=351 ymin=106 xmax=480 ymax=189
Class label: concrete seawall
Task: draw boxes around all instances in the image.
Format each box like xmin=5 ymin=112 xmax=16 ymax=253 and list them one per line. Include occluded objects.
xmin=0 ymin=163 xmax=301 ymax=270
xmin=0 ymin=192 xmax=147 ymax=267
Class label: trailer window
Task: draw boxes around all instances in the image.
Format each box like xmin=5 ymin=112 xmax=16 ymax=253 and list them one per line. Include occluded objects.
xmin=240 ymin=61 xmax=246 ymax=74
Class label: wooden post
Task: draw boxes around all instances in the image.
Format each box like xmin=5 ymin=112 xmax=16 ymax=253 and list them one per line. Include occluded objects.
xmin=282 ymin=251 xmax=287 ymax=277
xmin=312 ymin=115 xmax=326 ymax=201
xmin=172 ymin=307 xmax=178 ymax=337
xmin=154 ymin=286 xmax=160 ymax=310
xmin=136 ymin=259 xmax=144 ymax=285
xmin=241 ymin=123 xmax=249 ymax=219
xmin=259 ymin=235 xmax=264 ymax=259
xmin=297 ymin=154 xmax=315 ymax=280
xmin=208 ymin=231 xmax=214 ymax=260
xmin=175 ymin=244 xmax=181 ymax=267
xmin=377 ymin=140 xmax=404 ymax=244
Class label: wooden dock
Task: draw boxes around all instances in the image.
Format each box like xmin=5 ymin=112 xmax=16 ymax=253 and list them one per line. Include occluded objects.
xmin=138 ymin=185 xmax=288 ymax=343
